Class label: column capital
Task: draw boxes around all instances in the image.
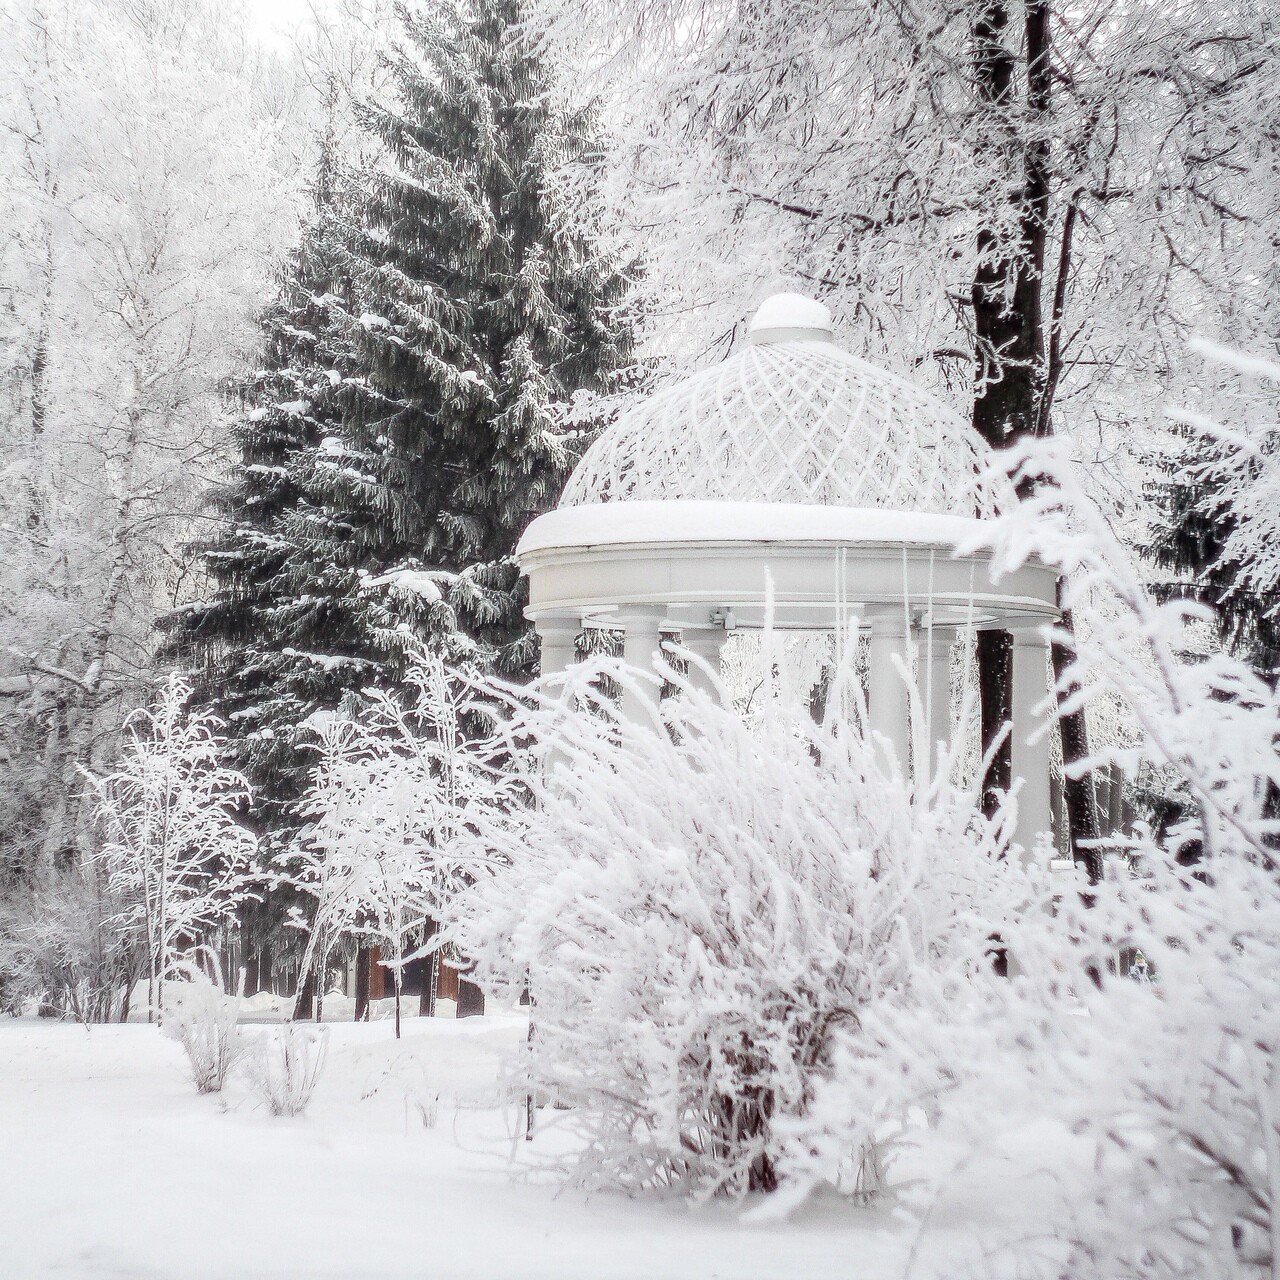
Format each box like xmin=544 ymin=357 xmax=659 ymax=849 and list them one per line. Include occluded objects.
xmin=1011 ymin=626 xmax=1051 ymax=650
xmin=619 ymin=605 xmax=668 ymax=722
xmin=535 ymin=614 xmax=581 ymax=684
xmin=534 ymin=614 xmax=582 ymax=640
xmin=680 ymin=625 xmax=727 ymax=654
xmin=864 ymin=608 xmax=910 ymax=636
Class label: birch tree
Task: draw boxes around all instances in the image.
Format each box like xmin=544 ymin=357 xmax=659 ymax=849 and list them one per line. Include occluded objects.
xmin=293 ymin=649 xmax=506 ymax=1035
xmin=0 ymin=0 xmax=302 ymax=888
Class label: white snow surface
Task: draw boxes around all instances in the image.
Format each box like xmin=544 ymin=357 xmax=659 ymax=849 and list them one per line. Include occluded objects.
xmin=748 ymin=291 xmax=833 ymax=338
xmin=517 ymin=500 xmax=987 ymax=555
xmin=0 ymin=1016 xmax=1077 ymax=1279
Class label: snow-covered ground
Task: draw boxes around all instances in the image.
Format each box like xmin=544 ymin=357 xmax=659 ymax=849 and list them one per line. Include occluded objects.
xmin=0 ymin=1015 xmax=1068 ymax=1279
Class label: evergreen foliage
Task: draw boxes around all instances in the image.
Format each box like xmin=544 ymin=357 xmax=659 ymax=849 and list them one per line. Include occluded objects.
xmin=167 ymin=0 xmax=632 ymax=967
xmin=341 ymin=0 xmax=631 ymax=677
xmin=1146 ymin=425 xmax=1280 ymax=678
xmin=164 ymin=141 xmax=385 ymax=850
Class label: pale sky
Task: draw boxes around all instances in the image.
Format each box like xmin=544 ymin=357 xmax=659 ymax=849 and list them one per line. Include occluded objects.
xmin=243 ymin=0 xmax=332 ymax=47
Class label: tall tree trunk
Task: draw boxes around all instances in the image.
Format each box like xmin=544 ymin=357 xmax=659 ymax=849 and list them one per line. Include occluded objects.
xmin=1054 ymin=601 xmax=1102 ymax=879
xmin=969 ymin=0 xmax=1096 ymax=859
xmin=417 ymin=918 xmax=438 ymax=1019
xmin=354 ymin=943 xmax=371 ymax=1022
xmin=293 ymin=967 xmax=316 ymax=1021
xmin=27 ymin=217 xmax=53 ymax=532
xmin=976 ymin=630 xmax=1012 ymax=819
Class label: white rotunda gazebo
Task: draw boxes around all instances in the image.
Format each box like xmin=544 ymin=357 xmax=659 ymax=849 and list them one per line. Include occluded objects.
xmin=516 ymin=294 xmax=1060 ymax=855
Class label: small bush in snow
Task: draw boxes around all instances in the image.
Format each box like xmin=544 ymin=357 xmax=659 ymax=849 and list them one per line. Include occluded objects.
xmin=161 ymin=957 xmax=246 ymax=1094
xmin=361 ymin=1051 xmax=440 ymax=1129
xmin=451 ymin=648 xmax=1042 ymax=1200
xmin=243 ymin=1023 xmax=329 ymax=1117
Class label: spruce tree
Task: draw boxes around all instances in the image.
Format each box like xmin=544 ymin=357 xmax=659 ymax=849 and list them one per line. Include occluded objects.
xmin=339 ymin=0 xmax=631 ymax=678
xmin=164 ymin=142 xmax=377 ymax=852
xmin=166 ymin=8 xmax=632 ymax=993
xmin=1144 ymin=426 xmax=1280 ymax=859
xmin=1146 ymin=426 xmax=1280 ymax=677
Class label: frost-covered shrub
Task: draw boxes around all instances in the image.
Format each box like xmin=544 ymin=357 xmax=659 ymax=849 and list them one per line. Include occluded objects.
xmin=161 ymin=957 xmax=245 ymax=1094
xmin=0 ymin=866 xmax=143 ymax=1023
xmin=90 ymin=674 xmax=257 ymax=1020
xmin=949 ymin=434 xmax=1280 ymax=1279
xmin=243 ymin=1024 xmax=329 ymax=1117
xmin=453 ymin=650 xmax=1043 ymax=1200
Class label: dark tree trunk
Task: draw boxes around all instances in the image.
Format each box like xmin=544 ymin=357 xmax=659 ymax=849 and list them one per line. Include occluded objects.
xmin=977 ymin=630 xmax=1012 ymax=819
xmin=968 ymin=0 xmax=1097 ymax=856
xmin=1054 ymin=603 xmax=1103 ymax=881
xmin=354 ymin=943 xmax=371 ymax=1022
xmin=970 ymin=0 xmax=1045 ymax=454
xmin=292 ymin=967 xmax=316 ymax=1021
xmin=971 ymin=2 xmax=1037 ymax=809
xmin=456 ymin=977 xmax=485 ymax=1019
xmin=417 ymin=919 xmax=438 ymax=1019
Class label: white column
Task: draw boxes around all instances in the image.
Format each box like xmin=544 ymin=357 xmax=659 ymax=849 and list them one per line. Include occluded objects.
xmin=922 ymin=626 xmax=954 ymax=780
xmin=535 ymin=616 xmax=579 ymax=689
xmin=866 ymin=613 xmax=912 ymax=780
xmin=680 ymin=626 xmax=728 ymax=705
xmin=619 ymin=606 xmax=666 ymax=722
xmin=1011 ymin=630 xmax=1053 ymax=859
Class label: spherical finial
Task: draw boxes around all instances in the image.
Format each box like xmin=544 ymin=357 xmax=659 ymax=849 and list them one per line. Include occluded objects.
xmin=749 ymin=292 xmax=834 ymax=345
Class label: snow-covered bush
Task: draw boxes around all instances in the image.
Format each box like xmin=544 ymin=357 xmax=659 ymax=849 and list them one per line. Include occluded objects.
xmin=161 ymin=956 xmax=246 ymax=1095
xmin=243 ymin=1024 xmax=329 ymax=1118
xmin=938 ymin=432 xmax=1280 ymax=1279
xmin=0 ymin=864 xmax=143 ymax=1022
xmin=452 ymin=649 xmax=1045 ymax=1199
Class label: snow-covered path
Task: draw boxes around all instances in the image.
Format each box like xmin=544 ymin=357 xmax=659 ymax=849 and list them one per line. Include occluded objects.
xmin=0 ymin=1017 xmax=1056 ymax=1279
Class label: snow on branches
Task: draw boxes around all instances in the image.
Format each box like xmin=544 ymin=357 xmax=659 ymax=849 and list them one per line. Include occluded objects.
xmin=291 ymin=648 xmax=508 ymax=1036
xmin=954 ymin=425 xmax=1280 ymax=1278
xmin=88 ymin=674 xmax=257 ymax=1020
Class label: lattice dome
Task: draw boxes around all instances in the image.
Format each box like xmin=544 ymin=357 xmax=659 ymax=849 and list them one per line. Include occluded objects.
xmin=561 ymin=293 xmax=1002 ymax=517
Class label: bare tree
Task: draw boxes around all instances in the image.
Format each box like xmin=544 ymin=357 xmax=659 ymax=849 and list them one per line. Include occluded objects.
xmin=90 ymin=673 xmax=257 ymax=1018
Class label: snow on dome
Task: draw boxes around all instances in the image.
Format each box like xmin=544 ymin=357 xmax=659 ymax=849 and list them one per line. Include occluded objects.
xmin=560 ymin=298 xmax=1003 ymax=516
xmin=748 ymin=292 xmax=833 ymax=344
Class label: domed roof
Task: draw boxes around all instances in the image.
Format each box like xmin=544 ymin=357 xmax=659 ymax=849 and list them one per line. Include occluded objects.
xmin=560 ymin=293 xmax=1001 ymax=517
